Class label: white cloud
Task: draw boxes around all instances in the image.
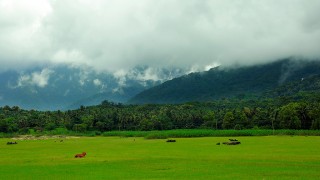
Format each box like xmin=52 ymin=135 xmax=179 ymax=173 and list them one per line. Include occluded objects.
xmin=17 ymin=68 xmax=54 ymax=88
xmin=93 ymin=79 xmax=102 ymax=86
xmin=51 ymin=49 xmax=89 ymax=66
xmin=78 ymin=69 xmax=90 ymax=86
xmin=137 ymin=68 xmax=160 ymax=81
xmin=113 ymin=69 xmax=128 ymax=87
xmin=205 ymin=63 xmax=220 ymax=71
xmin=1 ymin=0 xmax=320 ymax=72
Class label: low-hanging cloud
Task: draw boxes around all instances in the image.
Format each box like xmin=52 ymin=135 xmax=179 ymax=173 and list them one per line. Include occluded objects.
xmin=1 ymin=0 xmax=320 ymax=72
xmin=15 ymin=68 xmax=54 ymax=88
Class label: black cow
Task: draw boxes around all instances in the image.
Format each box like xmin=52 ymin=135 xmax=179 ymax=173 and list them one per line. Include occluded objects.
xmin=166 ymin=139 xmax=176 ymax=142
xmin=7 ymin=141 xmax=17 ymax=145
xmin=223 ymin=141 xmax=241 ymax=145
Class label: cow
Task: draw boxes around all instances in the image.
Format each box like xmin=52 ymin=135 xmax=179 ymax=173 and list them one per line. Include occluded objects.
xmin=166 ymin=139 xmax=176 ymax=142
xmin=75 ymin=152 xmax=87 ymax=158
xmin=7 ymin=141 xmax=17 ymax=145
xmin=223 ymin=141 xmax=241 ymax=145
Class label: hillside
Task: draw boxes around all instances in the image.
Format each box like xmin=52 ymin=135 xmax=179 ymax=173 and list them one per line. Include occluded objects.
xmin=0 ymin=66 xmax=186 ymax=110
xmin=264 ymin=74 xmax=320 ymax=98
xmin=129 ymin=59 xmax=320 ymax=104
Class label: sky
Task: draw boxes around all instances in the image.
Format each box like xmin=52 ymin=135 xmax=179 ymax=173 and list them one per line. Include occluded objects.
xmin=1 ymin=0 xmax=320 ymax=73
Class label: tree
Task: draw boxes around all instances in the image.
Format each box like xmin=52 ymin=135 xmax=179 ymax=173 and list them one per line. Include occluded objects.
xmin=139 ymin=118 xmax=154 ymax=131
xmin=73 ymin=124 xmax=87 ymax=132
xmin=278 ymin=103 xmax=301 ymax=129
xmin=45 ymin=122 xmax=57 ymax=131
xmin=234 ymin=109 xmax=248 ymax=129
xmin=0 ymin=118 xmax=8 ymax=132
xmin=222 ymin=111 xmax=235 ymax=129
xmin=81 ymin=115 xmax=94 ymax=130
xmin=202 ymin=111 xmax=217 ymax=129
xmin=311 ymin=119 xmax=320 ymax=130
xmin=309 ymin=103 xmax=320 ymax=130
xmin=252 ymin=107 xmax=271 ymax=129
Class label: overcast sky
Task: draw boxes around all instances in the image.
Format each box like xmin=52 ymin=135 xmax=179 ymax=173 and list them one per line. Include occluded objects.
xmin=1 ymin=0 xmax=320 ymax=73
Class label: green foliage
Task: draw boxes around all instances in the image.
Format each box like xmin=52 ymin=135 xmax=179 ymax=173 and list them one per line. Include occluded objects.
xmin=223 ymin=111 xmax=235 ymax=129
xmin=44 ymin=122 xmax=57 ymax=131
xmin=47 ymin=128 xmax=70 ymax=135
xmin=103 ymin=129 xmax=320 ymax=138
xmin=73 ymin=124 xmax=87 ymax=132
xmin=202 ymin=111 xmax=217 ymax=129
xmin=309 ymin=103 xmax=320 ymax=130
xmin=278 ymin=103 xmax=301 ymax=129
xmin=1 ymin=91 xmax=320 ymax=134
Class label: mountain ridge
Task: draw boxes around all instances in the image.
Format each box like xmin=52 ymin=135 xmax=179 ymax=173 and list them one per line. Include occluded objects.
xmin=129 ymin=59 xmax=320 ymax=104
xmin=0 ymin=65 xmax=186 ymax=110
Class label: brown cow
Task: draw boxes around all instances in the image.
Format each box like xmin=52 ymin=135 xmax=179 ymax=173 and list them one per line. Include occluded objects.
xmin=75 ymin=152 xmax=87 ymax=158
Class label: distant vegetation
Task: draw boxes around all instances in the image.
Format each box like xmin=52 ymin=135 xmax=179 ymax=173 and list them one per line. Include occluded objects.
xmin=1 ymin=89 xmax=320 ymax=136
xmin=1 ymin=59 xmax=320 ymax=136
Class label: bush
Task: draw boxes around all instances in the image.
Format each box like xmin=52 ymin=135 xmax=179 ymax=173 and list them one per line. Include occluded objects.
xmin=28 ymin=128 xmax=36 ymax=135
xmin=45 ymin=123 xmax=57 ymax=131
xmin=48 ymin=128 xmax=70 ymax=135
xmin=145 ymin=133 xmax=168 ymax=139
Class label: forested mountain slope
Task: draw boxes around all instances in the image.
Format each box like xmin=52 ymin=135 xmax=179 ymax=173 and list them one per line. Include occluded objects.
xmin=130 ymin=59 xmax=320 ymax=104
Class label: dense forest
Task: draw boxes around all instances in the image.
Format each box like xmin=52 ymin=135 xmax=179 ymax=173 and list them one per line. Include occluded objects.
xmin=1 ymin=91 xmax=320 ymax=135
xmin=130 ymin=59 xmax=320 ymax=104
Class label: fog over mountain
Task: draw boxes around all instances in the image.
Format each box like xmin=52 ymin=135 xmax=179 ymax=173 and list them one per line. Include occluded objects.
xmin=0 ymin=65 xmax=187 ymax=110
xmin=1 ymin=0 xmax=320 ymax=74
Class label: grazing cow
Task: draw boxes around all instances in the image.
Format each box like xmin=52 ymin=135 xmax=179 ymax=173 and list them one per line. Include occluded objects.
xmin=229 ymin=139 xmax=238 ymax=141
xmin=223 ymin=141 xmax=241 ymax=145
xmin=166 ymin=139 xmax=176 ymax=142
xmin=75 ymin=152 xmax=87 ymax=158
xmin=7 ymin=142 xmax=17 ymax=145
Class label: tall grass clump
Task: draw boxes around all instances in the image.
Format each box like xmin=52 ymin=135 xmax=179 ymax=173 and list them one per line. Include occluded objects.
xmin=3 ymin=129 xmax=319 ymax=139
xmin=0 ymin=133 xmax=16 ymax=138
xmin=101 ymin=129 xmax=320 ymax=139
xmin=102 ymin=131 xmax=150 ymax=137
xmin=45 ymin=128 xmax=72 ymax=136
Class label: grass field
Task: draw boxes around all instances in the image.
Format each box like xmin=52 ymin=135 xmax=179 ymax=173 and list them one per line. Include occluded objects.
xmin=1 ymin=136 xmax=320 ymax=179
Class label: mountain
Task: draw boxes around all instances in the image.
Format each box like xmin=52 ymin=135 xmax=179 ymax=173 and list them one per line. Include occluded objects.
xmin=0 ymin=65 xmax=186 ymax=110
xmin=129 ymin=59 xmax=320 ymax=104
xmin=264 ymin=74 xmax=320 ymax=98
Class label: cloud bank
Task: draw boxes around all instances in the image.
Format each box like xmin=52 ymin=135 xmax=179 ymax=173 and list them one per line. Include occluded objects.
xmin=1 ymin=0 xmax=320 ymax=72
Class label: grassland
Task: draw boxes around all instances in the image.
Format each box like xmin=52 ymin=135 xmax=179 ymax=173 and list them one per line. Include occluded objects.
xmin=1 ymin=136 xmax=320 ymax=179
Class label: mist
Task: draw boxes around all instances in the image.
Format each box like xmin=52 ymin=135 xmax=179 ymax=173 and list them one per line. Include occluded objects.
xmin=1 ymin=0 xmax=320 ymax=73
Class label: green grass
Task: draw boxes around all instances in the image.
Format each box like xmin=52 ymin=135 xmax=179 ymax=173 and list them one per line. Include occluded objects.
xmin=1 ymin=136 xmax=320 ymax=179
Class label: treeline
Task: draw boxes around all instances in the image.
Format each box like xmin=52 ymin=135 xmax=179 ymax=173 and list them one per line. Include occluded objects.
xmin=1 ymin=94 xmax=320 ymax=134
